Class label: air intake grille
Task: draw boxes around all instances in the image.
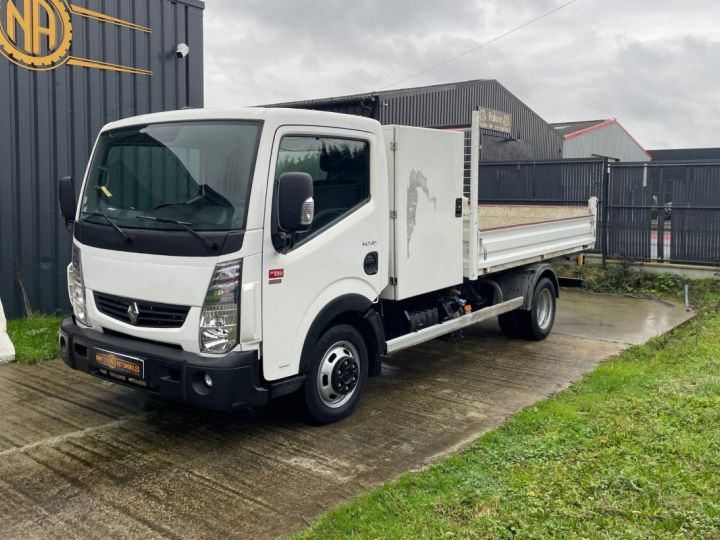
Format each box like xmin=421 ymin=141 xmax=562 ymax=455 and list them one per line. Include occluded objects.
xmin=94 ymin=292 xmax=190 ymax=328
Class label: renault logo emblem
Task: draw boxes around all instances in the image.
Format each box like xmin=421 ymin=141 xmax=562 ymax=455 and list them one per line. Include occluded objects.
xmin=127 ymin=302 xmax=140 ymax=325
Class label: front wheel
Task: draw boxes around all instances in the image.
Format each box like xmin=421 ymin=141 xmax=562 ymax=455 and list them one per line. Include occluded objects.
xmin=303 ymin=324 xmax=368 ymax=424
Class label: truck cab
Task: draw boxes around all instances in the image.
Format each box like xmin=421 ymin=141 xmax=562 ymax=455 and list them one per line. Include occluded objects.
xmin=58 ymin=108 xmax=596 ymax=423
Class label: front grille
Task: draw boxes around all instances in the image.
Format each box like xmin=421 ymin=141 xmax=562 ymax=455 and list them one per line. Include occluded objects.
xmin=94 ymin=292 xmax=190 ymax=328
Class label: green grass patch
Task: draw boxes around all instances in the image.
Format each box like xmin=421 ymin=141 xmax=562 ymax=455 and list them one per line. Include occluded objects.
xmin=298 ymin=271 xmax=720 ymax=539
xmin=6 ymin=315 xmax=65 ymax=364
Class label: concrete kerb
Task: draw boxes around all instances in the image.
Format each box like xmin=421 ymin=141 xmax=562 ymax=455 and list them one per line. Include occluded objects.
xmin=0 ymin=300 xmax=16 ymax=363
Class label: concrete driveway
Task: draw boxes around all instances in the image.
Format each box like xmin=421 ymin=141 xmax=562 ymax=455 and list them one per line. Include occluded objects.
xmin=0 ymin=290 xmax=693 ymax=539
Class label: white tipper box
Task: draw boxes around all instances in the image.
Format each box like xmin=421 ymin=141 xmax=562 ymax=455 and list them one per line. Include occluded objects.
xmin=381 ymin=125 xmax=465 ymax=301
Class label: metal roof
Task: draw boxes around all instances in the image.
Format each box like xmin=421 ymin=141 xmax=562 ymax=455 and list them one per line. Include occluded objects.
xmin=649 ymin=148 xmax=720 ymax=161
xmin=550 ymin=119 xmax=608 ymax=138
xmin=266 ymin=79 xmax=494 ymax=109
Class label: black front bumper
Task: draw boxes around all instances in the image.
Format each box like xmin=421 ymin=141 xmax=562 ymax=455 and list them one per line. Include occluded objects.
xmin=59 ymin=317 xmax=269 ymax=411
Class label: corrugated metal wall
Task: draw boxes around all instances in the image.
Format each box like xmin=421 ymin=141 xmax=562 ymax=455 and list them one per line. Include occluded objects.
xmin=378 ymin=81 xmax=562 ymax=160
xmin=0 ymin=0 xmax=204 ymax=318
xmin=563 ymin=123 xmax=651 ymax=162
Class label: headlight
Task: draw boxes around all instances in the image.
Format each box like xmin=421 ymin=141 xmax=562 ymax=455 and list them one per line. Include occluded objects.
xmin=200 ymin=260 xmax=241 ymax=353
xmin=68 ymin=244 xmax=88 ymax=325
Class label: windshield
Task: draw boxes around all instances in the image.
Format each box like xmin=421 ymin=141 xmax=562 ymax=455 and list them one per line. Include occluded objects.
xmin=80 ymin=121 xmax=262 ymax=231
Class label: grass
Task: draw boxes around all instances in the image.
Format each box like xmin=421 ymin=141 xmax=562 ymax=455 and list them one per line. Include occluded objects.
xmin=6 ymin=315 xmax=65 ymax=364
xmin=298 ymin=270 xmax=720 ymax=539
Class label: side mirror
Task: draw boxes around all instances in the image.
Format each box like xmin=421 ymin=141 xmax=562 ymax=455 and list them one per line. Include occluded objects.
xmin=59 ymin=177 xmax=77 ymax=230
xmin=277 ymin=172 xmax=314 ymax=231
xmin=273 ymin=172 xmax=314 ymax=252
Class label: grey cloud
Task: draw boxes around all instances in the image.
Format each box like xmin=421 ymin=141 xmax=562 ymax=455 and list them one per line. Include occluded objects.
xmin=204 ymin=0 xmax=720 ymax=148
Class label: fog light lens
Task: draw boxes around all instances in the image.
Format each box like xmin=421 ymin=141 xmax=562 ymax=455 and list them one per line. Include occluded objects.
xmin=203 ymin=373 xmax=213 ymax=388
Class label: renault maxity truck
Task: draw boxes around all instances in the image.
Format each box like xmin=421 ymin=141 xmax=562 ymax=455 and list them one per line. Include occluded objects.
xmin=58 ymin=108 xmax=596 ymax=424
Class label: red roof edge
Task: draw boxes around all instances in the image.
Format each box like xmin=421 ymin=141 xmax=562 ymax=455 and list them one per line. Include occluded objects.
xmin=563 ymin=119 xmax=615 ymax=140
xmin=564 ymin=119 xmax=651 ymax=159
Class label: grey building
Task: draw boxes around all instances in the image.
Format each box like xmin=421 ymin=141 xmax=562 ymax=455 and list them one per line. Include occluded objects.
xmin=551 ymin=119 xmax=650 ymax=162
xmin=269 ymin=79 xmax=564 ymax=161
xmin=0 ymin=0 xmax=205 ymax=318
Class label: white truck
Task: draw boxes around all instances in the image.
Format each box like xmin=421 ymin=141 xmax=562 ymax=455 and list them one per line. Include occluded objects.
xmin=58 ymin=108 xmax=596 ymax=423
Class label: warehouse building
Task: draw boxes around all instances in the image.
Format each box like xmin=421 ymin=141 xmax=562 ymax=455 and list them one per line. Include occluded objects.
xmin=0 ymin=0 xmax=205 ymax=318
xmin=270 ymin=79 xmax=564 ymax=161
xmin=551 ymin=119 xmax=650 ymax=162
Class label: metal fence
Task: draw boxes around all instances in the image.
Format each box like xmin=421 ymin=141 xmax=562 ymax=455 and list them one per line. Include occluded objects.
xmin=477 ymin=159 xmax=720 ymax=267
xmin=476 ymin=158 xmax=609 ymax=254
xmin=609 ymin=162 xmax=720 ymax=265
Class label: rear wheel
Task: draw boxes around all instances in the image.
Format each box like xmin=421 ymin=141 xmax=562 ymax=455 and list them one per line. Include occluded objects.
xmin=525 ymin=277 xmax=556 ymax=340
xmin=498 ymin=277 xmax=556 ymax=341
xmin=303 ymin=324 xmax=368 ymax=424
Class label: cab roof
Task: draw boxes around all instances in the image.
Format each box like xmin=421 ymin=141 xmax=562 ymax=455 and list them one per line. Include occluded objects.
xmin=102 ymin=107 xmax=382 ymax=134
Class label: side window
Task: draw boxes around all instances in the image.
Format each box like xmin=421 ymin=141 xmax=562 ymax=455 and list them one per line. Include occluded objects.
xmin=276 ymin=136 xmax=370 ymax=235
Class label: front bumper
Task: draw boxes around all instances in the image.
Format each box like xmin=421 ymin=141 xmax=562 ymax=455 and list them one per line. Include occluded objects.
xmin=59 ymin=317 xmax=269 ymax=411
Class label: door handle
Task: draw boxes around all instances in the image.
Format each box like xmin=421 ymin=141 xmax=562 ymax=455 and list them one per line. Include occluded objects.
xmin=363 ymin=252 xmax=378 ymax=275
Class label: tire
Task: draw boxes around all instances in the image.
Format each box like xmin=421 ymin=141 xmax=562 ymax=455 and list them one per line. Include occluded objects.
xmin=525 ymin=277 xmax=556 ymax=341
xmin=303 ymin=324 xmax=369 ymax=424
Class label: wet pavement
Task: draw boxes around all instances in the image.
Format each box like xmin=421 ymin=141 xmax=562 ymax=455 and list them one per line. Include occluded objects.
xmin=0 ymin=290 xmax=694 ymax=539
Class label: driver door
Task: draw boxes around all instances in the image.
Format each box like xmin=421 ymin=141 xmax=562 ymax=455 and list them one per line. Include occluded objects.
xmin=261 ymin=125 xmax=386 ymax=381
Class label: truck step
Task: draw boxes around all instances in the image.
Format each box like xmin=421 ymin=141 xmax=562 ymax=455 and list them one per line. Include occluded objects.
xmin=385 ymin=297 xmax=524 ymax=354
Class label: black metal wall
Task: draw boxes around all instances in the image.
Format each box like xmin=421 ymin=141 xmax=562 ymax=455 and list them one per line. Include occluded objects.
xmin=607 ymin=162 xmax=720 ymax=265
xmin=477 ymin=158 xmax=608 ymax=254
xmin=271 ymin=80 xmax=564 ymax=161
xmin=0 ymin=0 xmax=204 ymax=318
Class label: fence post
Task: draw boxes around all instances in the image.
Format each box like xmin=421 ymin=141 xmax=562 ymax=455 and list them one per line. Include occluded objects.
xmin=602 ymin=158 xmax=610 ymax=266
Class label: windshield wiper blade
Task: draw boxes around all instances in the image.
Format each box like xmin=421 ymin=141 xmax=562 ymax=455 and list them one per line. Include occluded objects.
xmin=136 ymin=216 xmax=218 ymax=251
xmin=82 ymin=212 xmax=132 ymax=243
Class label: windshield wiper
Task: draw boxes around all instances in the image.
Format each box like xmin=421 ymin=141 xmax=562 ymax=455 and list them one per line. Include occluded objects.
xmin=136 ymin=216 xmax=218 ymax=251
xmin=81 ymin=212 xmax=132 ymax=243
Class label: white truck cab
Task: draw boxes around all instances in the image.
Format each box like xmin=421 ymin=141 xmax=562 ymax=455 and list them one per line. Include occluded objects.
xmin=58 ymin=108 xmax=596 ymax=423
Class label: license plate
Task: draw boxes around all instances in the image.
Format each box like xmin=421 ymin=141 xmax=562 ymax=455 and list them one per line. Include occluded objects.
xmin=93 ymin=348 xmax=145 ymax=380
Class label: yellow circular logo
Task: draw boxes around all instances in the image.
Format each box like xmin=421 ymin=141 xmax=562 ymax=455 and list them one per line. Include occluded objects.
xmin=105 ymin=354 xmax=118 ymax=369
xmin=0 ymin=0 xmax=72 ymax=71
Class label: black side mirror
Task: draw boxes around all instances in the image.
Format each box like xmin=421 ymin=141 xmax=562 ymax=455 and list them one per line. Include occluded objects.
xmin=59 ymin=176 xmax=77 ymax=230
xmin=272 ymin=172 xmax=314 ymax=252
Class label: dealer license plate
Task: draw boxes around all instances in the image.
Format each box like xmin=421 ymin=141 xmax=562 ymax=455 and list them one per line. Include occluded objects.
xmin=93 ymin=348 xmax=145 ymax=380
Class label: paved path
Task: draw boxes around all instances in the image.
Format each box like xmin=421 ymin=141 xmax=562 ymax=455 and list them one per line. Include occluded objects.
xmin=0 ymin=290 xmax=693 ymax=539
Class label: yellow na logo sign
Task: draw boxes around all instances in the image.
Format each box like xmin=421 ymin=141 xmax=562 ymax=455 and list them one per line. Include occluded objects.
xmin=0 ymin=0 xmax=72 ymax=70
xmin=0 ymin=0 xmax=151 ymax=74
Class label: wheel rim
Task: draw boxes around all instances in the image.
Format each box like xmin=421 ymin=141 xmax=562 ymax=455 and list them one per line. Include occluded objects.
xmin=536 ymin=287 xmax=554 ymax=331
xmin=316 ymin=340 xmax=360 ymax=408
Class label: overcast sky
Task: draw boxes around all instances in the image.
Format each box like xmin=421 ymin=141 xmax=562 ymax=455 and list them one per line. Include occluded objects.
xmin=204 ymin=0 xmax=720 ymax=149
